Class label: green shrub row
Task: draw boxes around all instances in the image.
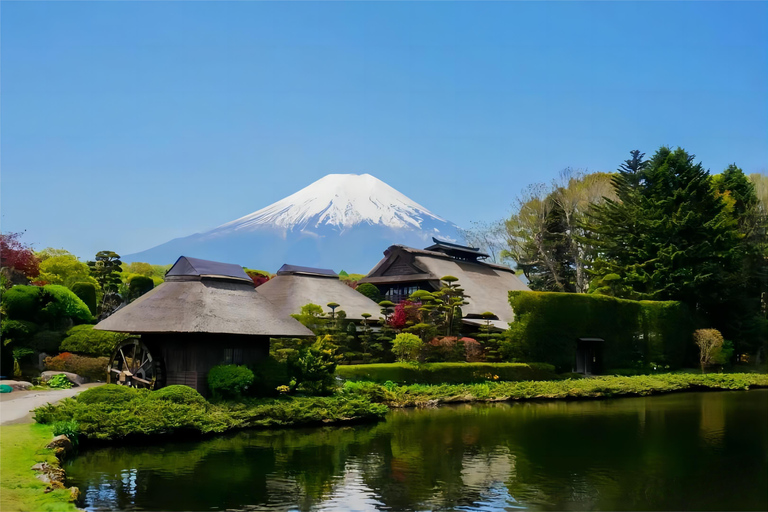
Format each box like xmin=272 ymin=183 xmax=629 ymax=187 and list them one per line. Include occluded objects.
xmin=342 ymin=373 xmax=768 ymax=407
xmin=335 ymin=362 xmax=558 ymax=385
xmin=2 ymin=285 xmax=93 ymax=327
xmin=508 ymin=291 xmax=696 ymax=371
xmin=33 ymin=384 xmax=388 ymax=441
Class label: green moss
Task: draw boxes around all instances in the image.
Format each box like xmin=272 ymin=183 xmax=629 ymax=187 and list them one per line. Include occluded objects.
xmin=0 ymin=423 xmax=78 ymax=512
xmin=336 ymin=362 xmax=558 ymax=384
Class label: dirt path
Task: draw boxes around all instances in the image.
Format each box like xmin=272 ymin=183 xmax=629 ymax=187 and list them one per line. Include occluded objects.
xmin=0 ymin=383 xmax=103 ymax=425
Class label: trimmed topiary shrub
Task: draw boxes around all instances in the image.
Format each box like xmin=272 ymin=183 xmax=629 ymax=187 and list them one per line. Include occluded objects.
xmin=44 ymin=353 xmax=109 ymax=381
xmin=2 ymin=286 xmax=42 ymax=322
xmin=41 ymin=285 xmax=93 ymax=325
xmin=59 ymin=324 xmax=128 ymax=357
xmin=336 ymin=362 xmax=558 ymax=385
xmin=355 ymin=283 xmax=382 ymax=303
xmin=71 ymin=282 xmax=98 ymax=316
xmin=126 ymin=275 xmax=154 ymax=302
xmin=76 ymin=384 xmax=139 ymax=404
xmin=507 ymin=291 xmax=696 ymax=372
xmin=391 ymin=333 xmax=423 ymax=362
xmin=207 ymin=364 xmax=255 ymax=400
xmin=149 ymin=385 xmax=207 ymax=406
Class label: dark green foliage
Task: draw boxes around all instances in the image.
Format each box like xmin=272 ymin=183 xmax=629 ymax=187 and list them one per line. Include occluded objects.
xmin=287 ymin=339 xmax=338 ymax=395
xmin=51 ymin=420 xmax=80 ymax=446
xmin=76 ymin=384 xmax=139 ymax=405
xmin=1 ymin=342 xmax=14 ymax=377
xmin=59 ymin=324 xmax=128 ymax=357
xmin=508 ymin=291 xmax=695 ymax=371
xmin=71 ymin=282 xmax=98 ymax=316
xmin=336 ymin=362 xmax=558 ymax=385
xmin=126 ymin=275 xmax=154 ymax=302
xmin=207 ymin=365 xmax=255 ymax=400
xmin=342 ymin=373 xmax=768 ymax=407
xmin=249 ymin=357 xmax=290 ymax=397
xmin=149 ymin=385 xmax=207 ymax=406
xmin=33 ymin=391 xmax=387 ymax=441
xmin=2 ymin=285 xmax=92 ymax=330
xmin=1 ymin=286 xmax=41 ymax=321
xmin=355 ymin=283 xmax=382 ymax=303
xmin=0 ymin=319 xmax=38 ymax=345
xmin=29 ymin=330 xmax=66 ymax=352
xmin=587 ymin=148 xmax=739 ymax=308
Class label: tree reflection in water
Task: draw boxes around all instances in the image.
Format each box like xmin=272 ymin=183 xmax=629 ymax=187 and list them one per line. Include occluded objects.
xmin=66 ymin=390 xmax=768 ymax=511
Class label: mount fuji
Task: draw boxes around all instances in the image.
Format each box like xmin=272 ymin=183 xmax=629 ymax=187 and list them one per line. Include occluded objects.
xmin=123 ymin=174 xmax=464 ymax=273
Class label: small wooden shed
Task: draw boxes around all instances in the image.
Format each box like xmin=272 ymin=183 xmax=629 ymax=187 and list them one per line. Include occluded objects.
xmin=95 ymin=256 xmax=312 ymax=393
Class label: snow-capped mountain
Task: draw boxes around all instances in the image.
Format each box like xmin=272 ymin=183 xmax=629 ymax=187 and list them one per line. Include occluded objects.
xmin=123 ymin=174 xmax=463 ymax=272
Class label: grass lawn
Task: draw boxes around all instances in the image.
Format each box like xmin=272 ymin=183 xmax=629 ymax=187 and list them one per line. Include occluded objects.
xmin=0 ymin=423 xmax=78 ymax=512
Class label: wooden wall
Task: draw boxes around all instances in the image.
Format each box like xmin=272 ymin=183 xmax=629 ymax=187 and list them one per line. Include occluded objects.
xmin=143 ymin=333 xmax=270 ymax=395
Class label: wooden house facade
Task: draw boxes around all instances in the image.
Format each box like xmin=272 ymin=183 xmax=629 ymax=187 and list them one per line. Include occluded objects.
xmin=95 ymin=256 xmax=312 ymax=394
xmin=360 ymin=239 xmax=530 ymax=329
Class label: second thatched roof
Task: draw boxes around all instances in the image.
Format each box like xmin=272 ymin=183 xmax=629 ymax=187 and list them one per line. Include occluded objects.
xmin=256 ymin=264 xmax=382 ymax=321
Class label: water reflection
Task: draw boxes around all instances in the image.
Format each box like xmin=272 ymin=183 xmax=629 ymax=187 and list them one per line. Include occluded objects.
xmin=66 ymin=390 xmax=768 ymax=511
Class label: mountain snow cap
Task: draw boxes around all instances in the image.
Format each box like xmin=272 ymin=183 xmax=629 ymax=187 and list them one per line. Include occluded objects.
xmin=215 ymin=173 xmax=448 ymax=233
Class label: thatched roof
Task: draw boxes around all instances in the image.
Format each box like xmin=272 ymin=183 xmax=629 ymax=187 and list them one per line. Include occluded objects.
xmin=94 ymin=256 xmax=312 ymax=336
xmin=257 ymin=265 xmax=381 ymax=321
xmin=361 ymin=245 xmax=529 ymax=323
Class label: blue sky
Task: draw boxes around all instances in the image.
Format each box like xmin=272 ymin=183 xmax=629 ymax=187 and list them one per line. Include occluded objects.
xmin=2 ymin=1 xmax=766 ymax=259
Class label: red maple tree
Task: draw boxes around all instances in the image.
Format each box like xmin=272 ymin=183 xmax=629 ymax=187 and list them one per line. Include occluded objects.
xmin=0 ymin=232 xmax=40 ymax=278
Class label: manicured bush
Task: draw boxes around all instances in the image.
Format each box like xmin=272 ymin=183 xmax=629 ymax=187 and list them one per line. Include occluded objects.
xmin=342 ymin=373 xmax=768 ymax=407
xmin=507 ymin=291 xmax=696 ymax=372
xmin=33 ymin=391 xmax=387 ymax=441
xmin=336 ymin=362 xmax=558 ymax=385
xmin=391 ymin=333 xmax=423 ymax=362
xmin=76 ymin=384 xmax=139 ymax=405
xmin=1 ymin=284 xmax=93 ymax=327
xmin=1 ymin=286 xmax=41 ymax=322
xmin=44 ymin=353 xmax=109 ymax=381
xmin=249 ymin=357 xmax=290 ymax=397
xmin=149 ymin=385 xmax=207 ymax=406
xmin=355 ymin=283 xmax=382 ymax=303
xmin=71 ymin=282 xmax=98 ymax=315
xmin=41 ymin=285 xmax=93 ymax=325
xmin=126 ymin=275 xmax=154 ymax=302
xmin=59 ymin=325 xmax=127 ymax=357
xmin=207 ymin=365 xmax=255 ymax=400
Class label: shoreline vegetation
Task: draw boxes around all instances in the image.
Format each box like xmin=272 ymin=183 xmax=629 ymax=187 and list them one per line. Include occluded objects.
xmin=3 ymin=372 xmax=765 ymax=511
xmin=32 ymin=373 xmax=768 ymax=445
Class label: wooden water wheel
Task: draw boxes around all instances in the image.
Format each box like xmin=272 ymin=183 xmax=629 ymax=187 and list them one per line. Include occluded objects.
xmin=108 ymin=338 xmax=165 ymax=389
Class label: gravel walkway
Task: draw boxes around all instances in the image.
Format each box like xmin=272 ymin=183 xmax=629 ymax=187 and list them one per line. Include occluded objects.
xmin=0 ymin=383 xmax=103 ymax=425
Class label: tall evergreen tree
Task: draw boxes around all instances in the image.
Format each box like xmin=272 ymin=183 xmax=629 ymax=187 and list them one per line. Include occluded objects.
xmin=588 ymin=147 xmax=740 ymax=313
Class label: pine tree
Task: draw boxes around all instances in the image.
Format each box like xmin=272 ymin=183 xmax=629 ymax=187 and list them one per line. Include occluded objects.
xmin=588 ymin=147 xmax=741 ymax=311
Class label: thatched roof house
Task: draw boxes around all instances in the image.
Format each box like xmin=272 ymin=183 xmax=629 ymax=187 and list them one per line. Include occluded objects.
xmin=95 ymin=256 xmax=311 ymax=392
xmin=256 ymin=264 xmax=381 ymax=321
xmin=360 ymin=239 xmax=529 ymax=329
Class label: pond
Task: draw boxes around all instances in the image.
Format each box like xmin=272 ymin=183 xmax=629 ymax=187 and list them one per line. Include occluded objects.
xmin=66 ymin=390 xmax=767 ymax=511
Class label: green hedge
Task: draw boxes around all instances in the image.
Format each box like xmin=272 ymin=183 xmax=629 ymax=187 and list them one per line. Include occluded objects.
xmin=508 ymin=291 xmax=696 ymax=372
xmin=1 ymin=285 xmax=92 ymax=327
xmin=71 ymin=282 xmax=98 ymax=316
xmin=336 ymin=362 xmax=558 ymax=385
